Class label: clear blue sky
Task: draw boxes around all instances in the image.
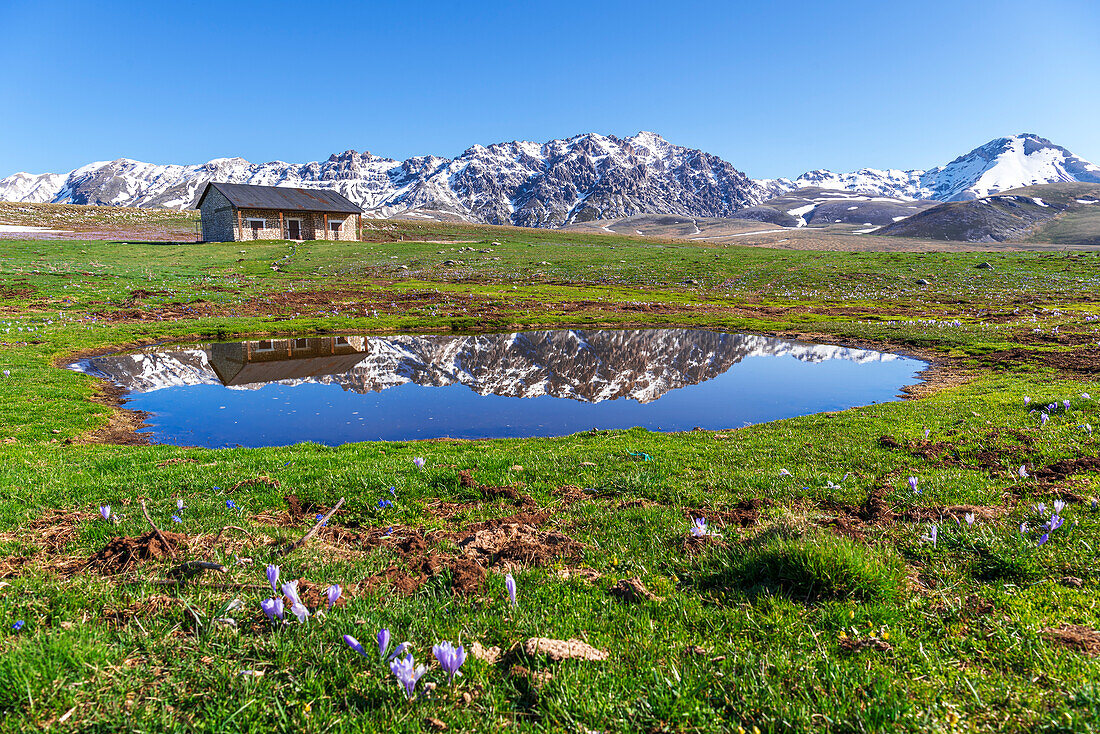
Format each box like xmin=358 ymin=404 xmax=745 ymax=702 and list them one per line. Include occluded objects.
xmin=1 ymin=0 xmax=1097 ymax=179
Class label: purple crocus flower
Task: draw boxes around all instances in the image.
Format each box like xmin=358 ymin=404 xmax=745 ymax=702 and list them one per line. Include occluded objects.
xmin=390 ymin=654 xmax=428 ymax=700
xmin=413 ymin=457 xmax=425 ymax=469
xmin=1041 ymin=413 xmax=1050 ymax=427
xmin=1024 ymin=396 xmax=1031 ymax=405
xmin=1083 ymin=393 xmax=1091 ymax=400
xmin=377 ymin=628 xmax=391 ymax=659
xmin=908 ymin=476 xmax=919 ymax=494
xmin=505 ymin=573 xmax=517 ymax=607
xmin=100 ymin=505 xmax=111 ymax=521
xmin=923 ymin=428 xmax=930 ymax=440
xmin=260 ymin=597 xmax=284 ymax=623
xmin=171 ymin=515 xmax=182 ymax=523
xmin=1038 ymin=533 xmax=1050 ymax=546
xmin=1053 ymin=500 xmax=1065 ymax=514
xmin=266 ymin=565 xmax=280 ymax=594
xmin=964 ymin=512 xmax=975 ymax=527
xmin=326 ymin=584 xmax=341 ymax=609
xmin=176 ymin=498 xmax=185 ymax=511
xmin=1063 ymin=399 xmax=1072 ymax=410
xmin=280 ymin=581 xmax=309 ymax=622
xmin=1050 ymin=515 xmax=1064 ymax=532
xmin=921 ymin=524 xmax=938 ymax=547
xmin=690 ymin=518 xmax=709 ymax=537
xmin=1019 ymin=465 xmax=1029 ymax=479
xmin=344 ymin=635 xmax=368 ymax=657
xmin=1020 ymin=522 xmax=1028 ymax=535
xmin=778 ymin=469 xmax=791 ymax=477
xmin=1033 ymin=503 xmax=1047 ymax=515
xmin=432 ymin=641 xmax=467 ymax=684
xmin=290 ymin=600 xmax=310 ymax=623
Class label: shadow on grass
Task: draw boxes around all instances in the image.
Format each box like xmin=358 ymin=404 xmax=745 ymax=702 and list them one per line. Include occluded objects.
xmin=691 ymin=529 xmax=906 ymax=604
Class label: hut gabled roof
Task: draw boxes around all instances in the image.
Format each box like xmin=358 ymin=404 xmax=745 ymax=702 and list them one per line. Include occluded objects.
xmin=194 ymin=182 xmax=362 ymax=214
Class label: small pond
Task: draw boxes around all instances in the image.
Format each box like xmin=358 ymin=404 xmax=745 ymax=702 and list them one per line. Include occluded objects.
xmin=71 ymin=329 xmax=926 ymax=447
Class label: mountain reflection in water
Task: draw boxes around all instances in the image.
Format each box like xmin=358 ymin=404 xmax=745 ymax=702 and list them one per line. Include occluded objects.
xmin=71 ymin=329 xmax=926 ymax=446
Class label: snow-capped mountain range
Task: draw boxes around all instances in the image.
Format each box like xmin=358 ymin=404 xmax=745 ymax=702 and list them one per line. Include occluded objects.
xmin=4 ymin=133 xmax=1097 ymax=227
xmin=74 ymin=329 xmax=900 ymax=404
xmin=756 ymin=134 xmax=1100 ymax=202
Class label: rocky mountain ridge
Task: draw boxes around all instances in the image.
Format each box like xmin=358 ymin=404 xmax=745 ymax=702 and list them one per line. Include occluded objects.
xmin=4 ymin=133 xmax=1097 ymax=228
xmin=0 ymin=132 xmax=764 ymax=229
xmin=74 ymin=329 xmax=901 ymax=404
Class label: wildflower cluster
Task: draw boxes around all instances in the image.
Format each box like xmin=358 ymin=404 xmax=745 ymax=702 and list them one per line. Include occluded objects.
xmin=345 ymin=629 xmax=466 ymax=700
xmin=1024 ymin=500 xmax=1069 ymax=546
xmin=259 ymin=565 xmax=341 ymax=626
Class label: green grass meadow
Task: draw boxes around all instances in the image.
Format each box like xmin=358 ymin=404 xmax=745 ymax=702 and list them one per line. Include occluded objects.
xmin=1 ymin=221 xmax=1099 ymax=732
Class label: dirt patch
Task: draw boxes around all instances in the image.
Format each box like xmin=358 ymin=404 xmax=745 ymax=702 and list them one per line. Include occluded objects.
xmin=1035 ymin=456 xmax=1100 ymax=481
xmin=553 ymin=485 xmax=588 ymax=505
xmin=356 ymin=513 xmax=578 ymax=595
xmin=878 ymin=432 xmax=1042 ymax=475
xmin=819 ymin=515 xmax=867 ymax=541
xmin=0 ymin=508 xmax=97 ymax=577
xmin=609 ymin=577 xmax=662 ymax=603
xmin=818 ymin=486 xmax=1006 ymax=535
xmin=360 ymin=555 xmax=486 ymax=595
xmin=557 ymin=567 xmax=603 ymax=584
xmin=69 ymin=381 xmax=150 ymax=446
xmin=156 ymin=458 xmax=197 ymax=467
xmin=87 ymin=531 xmax=190 ymax=575
xmin=293 ymin=578 xmax=348 ymax=610
xmin=103 ymin=594 xmax=180 ymax=624
xmin=0 ymin=285 xmax=36 ymax=300
xmin=897 ymin=504 xmax=1007 ymax=524
xmin=838 ymin=637 xmax=893 ymax=654
xmin=459 ymin=470 xmax=534 ymax=507
xmin=686 ymin=498 xmax=772 ymax=528
xmin=456 ymin=521 xmax=582 ymax=570
xmin=981 ymin=345 xmax=1100 ymax=375
xmin=228 ymin=475 xmax=280 ymax=492
xmin=1043 ymin=624 xmax=1100 ymax=655
xmin=122 ymin=289 xmax=167 ymax=305
xmin=510 ymin=637 xmax=608 ymax=663
xmin=0 ymin=556 xmax=33 ymax=579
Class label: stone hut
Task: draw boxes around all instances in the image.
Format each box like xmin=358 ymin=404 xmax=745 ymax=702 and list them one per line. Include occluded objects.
xmin=194 ymin=182 xmax=362 ymax=242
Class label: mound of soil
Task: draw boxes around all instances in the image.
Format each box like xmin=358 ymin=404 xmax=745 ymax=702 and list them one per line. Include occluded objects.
xmin=1043 ymin=624 xmax=1100 ymax=655
xmin=359 ymin=512 xmax=580 ymax=596
xmin=458 ymin=470 xmax=534 ymax=507
xmin=1035 ymin=456 xmax=1100 ymax=481
xmin=686 ymin=499 xmax=772 ymax=528
xmin=88 ymin=531 xmax=188 ymax=574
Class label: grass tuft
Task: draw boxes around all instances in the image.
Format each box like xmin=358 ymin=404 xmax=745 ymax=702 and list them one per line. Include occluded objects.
xmin=697 ymin=530 xmax=906 ymax=603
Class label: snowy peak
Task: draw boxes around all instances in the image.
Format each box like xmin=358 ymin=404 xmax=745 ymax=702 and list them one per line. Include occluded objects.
xmin=924 ymin=133 xmax=1100 ymax=201
xmin=761 ymin=134 xmax=1100 ymax=203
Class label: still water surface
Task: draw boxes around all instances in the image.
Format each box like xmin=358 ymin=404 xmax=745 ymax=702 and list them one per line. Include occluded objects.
xmin=71 ymin=329 xmax=926 ymax=447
